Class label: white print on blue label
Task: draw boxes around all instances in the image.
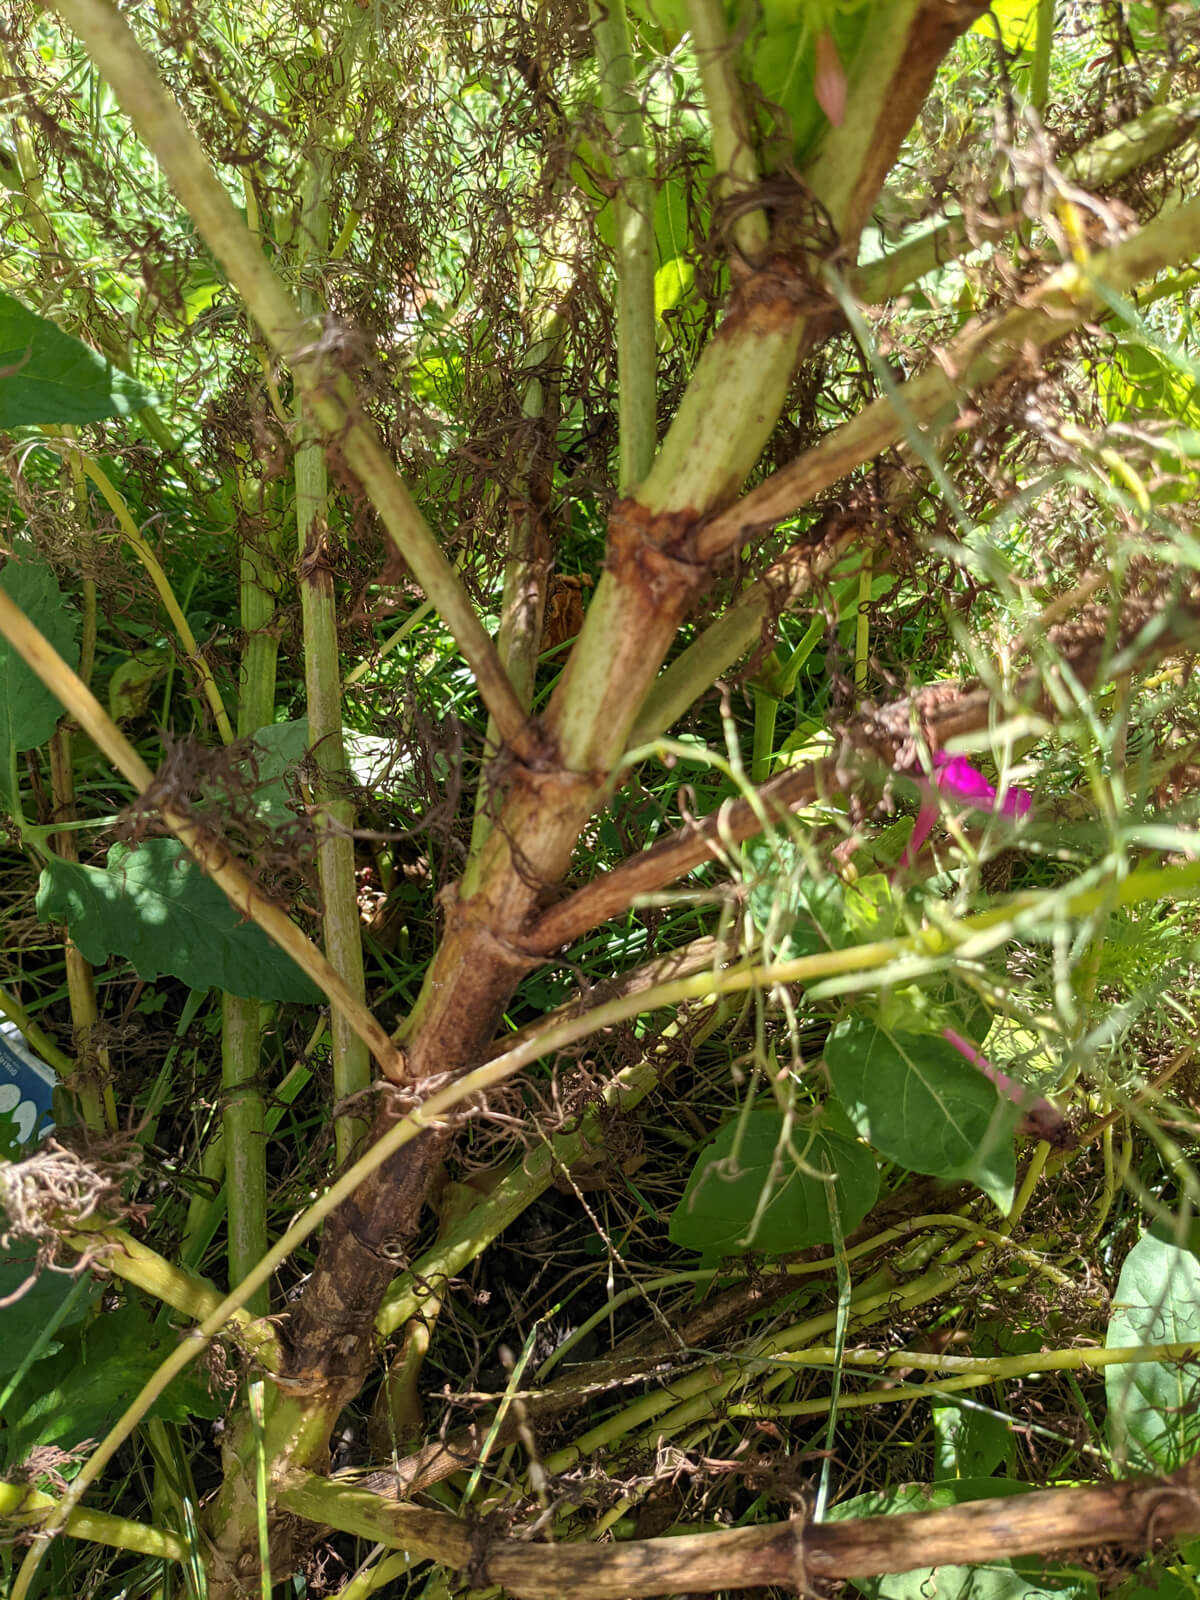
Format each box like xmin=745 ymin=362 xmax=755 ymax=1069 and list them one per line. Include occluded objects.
xmin=0 ymin=1022 xmax=57 ymax=1144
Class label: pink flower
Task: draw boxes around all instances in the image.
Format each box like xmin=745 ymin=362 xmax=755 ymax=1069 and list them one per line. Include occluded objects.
xmin=898 ymin=754 xmax=1031 ymax=870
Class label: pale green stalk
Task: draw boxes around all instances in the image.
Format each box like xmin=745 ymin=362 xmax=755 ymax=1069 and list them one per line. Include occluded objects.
xmin=222 ymin=470 xmax=285 ymax=1310
xmin=685 ymin=0 xmax=768 ymax=263
xmin=295 ymin=152 xmax=370 ymax=1164
xmin=44 ymin=445 xmax=109 ymax=1132
xmin=48 ymin=0 xmax=537 ymax=766
xmin=221 ymin=994 xmax=269 ymax=1313
xmin=0 ymin=988 xmax=72 ymax=1075
xmin=852 ymin=92 xmax=1200 ymax=304
xmin=592 ymin=0 xmax=658 ymax=489
xmin=548 ymin=1253 xmax=994 ymax=1473
xmin=59 ymin=1219 xmax=279 ymax=1365
xmin=0 ymin=1483 xmax=185 ymax=1563
xmin=183 ymin=1050 xmax=315 ymax=1273
xmin=1031 ymin=0 xmax=1054 ymax=112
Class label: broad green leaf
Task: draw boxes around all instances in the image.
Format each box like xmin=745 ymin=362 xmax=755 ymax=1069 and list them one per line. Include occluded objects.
xmin=249 ymin=719 xmax=413 ymax=814
xmin=0 ymin=290 xmax=152 ymax=427
xmin=3 ymin=1299 xmax=220 ymax=1477
xmin=745 ymin=839 xmax=892 ymax=961
xmin=830 ymin=1480 xmax=1094 ymax=1600
xmin=0 ymin=557 xmax=79 ymax=756
xmin=0 ymin=1243 xmax=96 ymax=1376
xmin=107 ymin=646 xmax=170 ymax=724
xmin=668 ymin=1103 xmax=878 ymax=1257
xmin=654 ymin=257 xmax=695 ymax=321
xmin=825 ymin=1017 xmax=1019 ymax=1210
xmin=1106 ymin=1230 xmax=1200 ymax=1474
xmin=876 ymin=980 xmax=992 ymax=1047
xmin=36 ymin=839 xmax=321 ymax=1003
xmin=932 ymin=1402 xmax=1013 ymax=1481
xmin=1110 ymin=1565 xmax=1197 ymax=1600
xmin=1099 ymin=339 xmax=1200 ymax=430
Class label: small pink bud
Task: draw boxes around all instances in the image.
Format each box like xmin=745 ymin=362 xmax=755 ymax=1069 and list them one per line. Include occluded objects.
xmin=942 ymin=1028 xmax=1068 ymax=1146
xmin=814 ymin=30 xmax=847 ymax=127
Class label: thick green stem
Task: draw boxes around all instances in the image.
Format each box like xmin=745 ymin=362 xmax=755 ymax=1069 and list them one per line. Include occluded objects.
xmin=48 ymin=719 xmax=108 ymax=1128
xmin=220 ymin=995 xmax=268 ymax=1312
xmin=1031 ymin=0 xmax=1054 ymax=111
xmin=592 ymin=0 xmax=658 ymax=489
xmin=222 ymin=472 xmax=285 ymax=1311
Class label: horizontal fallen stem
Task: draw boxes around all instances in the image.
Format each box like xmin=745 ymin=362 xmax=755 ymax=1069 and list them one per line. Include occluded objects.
xmin=277 ymin=1449 xmax=1200 ymax=1598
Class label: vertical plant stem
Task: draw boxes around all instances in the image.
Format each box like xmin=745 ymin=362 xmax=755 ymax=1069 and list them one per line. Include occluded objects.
xmin=221 ymin=994 xmax=268 ymax=1311
xmin=45 ymin=445 xmax=111 ymax=1132
xmin=591 ymin=0 xmax=658 ymax=490
xmin=222 ymin=470 xmax=286 ymax=1310
xmin=47 ymin=734 xmax=107 ymax=1132
xmin=854 ymin=549 xmax=872 ymax=691
xmin=296 ymin=151 xmax=370 ymax=1163
xmin=467 ymin=290 xmax=566 ymax=867
xmin=685 ymin=0 xmax=769 ymax=264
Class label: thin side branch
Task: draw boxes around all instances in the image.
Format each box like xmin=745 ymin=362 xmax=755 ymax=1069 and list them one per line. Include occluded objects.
xmin=695 ymin=194 xmax=1200 ymax=560
xmin=528 ymin=588 xmax=1200 ymax=952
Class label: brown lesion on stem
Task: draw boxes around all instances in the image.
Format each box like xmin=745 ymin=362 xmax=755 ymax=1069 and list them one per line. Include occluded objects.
xmin=525 ymin=586 xmax=1200 ymax=955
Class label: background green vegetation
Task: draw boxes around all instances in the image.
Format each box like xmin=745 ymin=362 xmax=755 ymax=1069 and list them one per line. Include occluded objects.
xmin=3 ymin=1 xmax=1200 ymax=1596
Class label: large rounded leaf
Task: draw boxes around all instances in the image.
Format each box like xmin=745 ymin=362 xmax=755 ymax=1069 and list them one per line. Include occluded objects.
xmin=37 ymin=839 xmax=321 ymax=1004
xmin=1106 ymin=1230 xmax=1200 ymax=1474
xmin=669 ymin=1104 xmax=878 ymax=1257
xmin=0 ymin=290 xmax=152 ymax=426
xmin=0 ymin=557 xmax=79 ymax=759
xmin=825 ymin=1017 xmax=1018 ymax=1210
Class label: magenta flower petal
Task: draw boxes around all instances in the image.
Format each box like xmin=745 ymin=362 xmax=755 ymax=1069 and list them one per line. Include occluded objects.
xmin=933 ymin=753 xmax=1032 ymax=820
xmin=1000 ymin=787 xmax=1033 ymax=819
xmin=942 ymin=1026 xmax=1068 ymax=1144
xmin=933 ymin=754 xmax=996 ymax=807
xmin=897 ymin=801 xmax=938 ymax=868
xmin=893 ymin=754 xmax=1032 ymax=876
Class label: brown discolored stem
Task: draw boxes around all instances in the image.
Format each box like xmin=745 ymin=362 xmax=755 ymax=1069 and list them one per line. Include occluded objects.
xmin=278 ymin=1454 xmax=1200 ymax=1599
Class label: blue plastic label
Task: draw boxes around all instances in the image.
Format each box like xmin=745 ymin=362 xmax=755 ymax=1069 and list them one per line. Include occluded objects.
xmin=0 ymin=1022 xmax=57 ymax=1144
